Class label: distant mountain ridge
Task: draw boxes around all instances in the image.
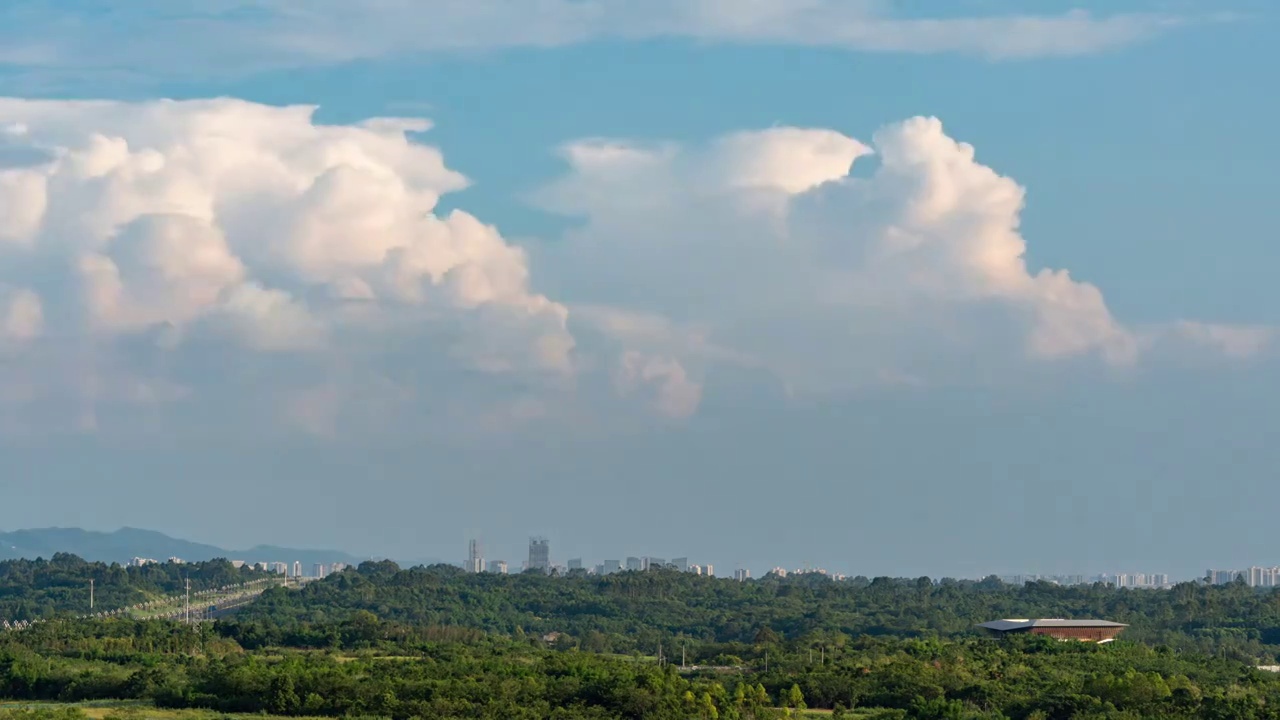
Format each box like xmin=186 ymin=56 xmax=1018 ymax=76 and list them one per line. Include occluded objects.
xmin=0 ymin=527 xmax=369 ymax=568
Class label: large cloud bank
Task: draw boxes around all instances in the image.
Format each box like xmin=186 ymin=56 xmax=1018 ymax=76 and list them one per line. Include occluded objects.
xmin=0 ymin=97 xmax=1266 ymax=435
xmin=0 ymin=98 xmax=573 ymax=434
xmin=535 ymin=120 xmax=1271 ymax=397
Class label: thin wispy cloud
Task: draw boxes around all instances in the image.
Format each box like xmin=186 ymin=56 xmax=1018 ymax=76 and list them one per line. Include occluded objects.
xmin=0 ymin=0 xmax=1193 ymax=87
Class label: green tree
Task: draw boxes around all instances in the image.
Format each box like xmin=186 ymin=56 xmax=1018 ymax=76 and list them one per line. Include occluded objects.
xmin=787 ymin=684 xmax=806 ymax=714
xmin=268 ymin=673 xmax=300 ymax=715
xmin=755 ymin=626 xmax=781 ymax=645
xmin=701 ymin=691 xmax=721 ymax=720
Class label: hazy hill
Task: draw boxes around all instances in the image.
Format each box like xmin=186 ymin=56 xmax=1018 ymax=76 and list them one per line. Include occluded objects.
xmin=0 ymin=526 xmax=367 ymax=568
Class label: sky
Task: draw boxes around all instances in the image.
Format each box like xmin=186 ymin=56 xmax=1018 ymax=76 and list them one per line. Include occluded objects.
xmin=1 ymin=0 xmax=1278 ymax=580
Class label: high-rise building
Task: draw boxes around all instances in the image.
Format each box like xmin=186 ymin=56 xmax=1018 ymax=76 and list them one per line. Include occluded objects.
xmin=1208 ymin=568 xmax=1246 ymax=586
xmin=468 ymin=539 xmax=485 ymax=574
xmin=733 ymin=569 xmax=751 ymax=581
xmin=313 ymin=563 xmax=326 ymax=578
xmin=646 ymin=557 xmax=666 ymax=570
xmin=672 ymin=557 xmax=689 ymax=572
xmin=567 ymin=558 xmax=583 ymax=571
xmin=292 ymin=561 xmax=302 ymax=578
xmin=625 ymin=557 xmax=642 ymax=572
xmin=487 ymin=560 xmax=508 ymax=574
xmin=704 ymin=564 xmax=714 ymax=578
xmin=1248 ymin=566 xmax=1272 ymax=588
xmin=1236 ymin=567 xmax=1280 ymax=588
xmin=1109 ymin=571 xmax=1173 ymax=589
xmin=602 ymin=560 xmax=621 ymax=574
xmin=271 ymin=562 xmax=288 ymax=575
xmin=528 ymin=537 xmax=551 ymax=573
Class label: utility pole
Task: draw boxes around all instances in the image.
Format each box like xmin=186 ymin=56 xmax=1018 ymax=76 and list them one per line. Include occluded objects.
xmin=89 ymin=579 xmax=94 ymax=611
xmin=184 ymin=579 xmax=190 ymax=625
xmin=682 ymin=641 xmax=686 ymax=669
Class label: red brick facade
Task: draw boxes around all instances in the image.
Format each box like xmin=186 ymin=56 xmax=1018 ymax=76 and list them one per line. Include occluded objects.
xmin=979 ymin=619 xmax=1127 ymax=642
xmin=1026 ymin=626 xmax=1125 ymax=642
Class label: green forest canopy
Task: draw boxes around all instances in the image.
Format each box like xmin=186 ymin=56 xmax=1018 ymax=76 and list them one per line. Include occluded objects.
xmin=0 ymin=554 xmax=269 ymax=621
xmin=231 ymin=561 xmax=1280 ymax=662
xmin=7 ymin=614 xmax=1280 ymax=719
xmin=7 ymin=559 xmax=1280 ymax=718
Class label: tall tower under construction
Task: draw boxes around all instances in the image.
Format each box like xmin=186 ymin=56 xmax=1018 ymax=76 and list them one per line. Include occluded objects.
xmin=467 ymin=539 xmax=484 ymax=574
xmin=527 ymin=537 xmax=550 ymax=573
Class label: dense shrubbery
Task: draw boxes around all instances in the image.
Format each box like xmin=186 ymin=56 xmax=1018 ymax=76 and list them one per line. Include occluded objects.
xmin=0 ymin=554 xmax=269 ymax=620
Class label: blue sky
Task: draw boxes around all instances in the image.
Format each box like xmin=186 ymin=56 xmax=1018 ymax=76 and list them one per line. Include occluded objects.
xmin=0 ymin=1 xmax=1277 ymax=579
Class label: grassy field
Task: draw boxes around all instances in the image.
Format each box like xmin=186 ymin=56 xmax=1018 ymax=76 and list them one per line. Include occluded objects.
xmin=0 ymin=700 xmax=895 ymax=720
xmin=0 ymin=701 xmax=322 ymax=720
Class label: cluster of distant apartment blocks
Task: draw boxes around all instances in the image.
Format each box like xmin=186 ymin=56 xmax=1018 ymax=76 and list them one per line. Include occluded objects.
xmin=1001 ymin=573 xmax=1173 ymax=589
xmin=127 ymin=556 xmax=349 ymax=579
xmin=1206 ymin=567 xmax=1280 ymax=588
xmin=1001 ymin=568 xmax=1280 ymax=590
xmin=465 ymin=539 xmax=845 ymax=582
xmin=466 ymin=538 xmax=717 ymax=577
xmin=128 ymin=548 xmax=1280 ymax=590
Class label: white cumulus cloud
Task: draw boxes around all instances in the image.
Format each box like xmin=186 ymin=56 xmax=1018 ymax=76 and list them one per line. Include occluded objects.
xmin=615 ymin=351 xmax=703 ymax=420
xmin=0 ymin=97 xmax=574 ymax=432
xmin=0 ymin=285 xmax=42 ymax=344
xmin=0 ymin=96 xmax=1267 ymax=434
xmin=535 ymin=116 xmax=1264 ymax=398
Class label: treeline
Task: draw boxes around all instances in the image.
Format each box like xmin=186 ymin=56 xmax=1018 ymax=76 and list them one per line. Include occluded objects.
xmin=231 ymin=561 xmax=1280 ymax=662
xmin=0 ymin=554 xmax=268 ymax=620
xmin=5 ymin=617 xmax=1280 ymax=719
xmin=9 ymin=561 xmax=1280 ymax=718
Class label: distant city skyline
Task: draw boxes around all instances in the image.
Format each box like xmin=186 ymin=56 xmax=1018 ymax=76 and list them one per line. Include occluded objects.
xmin=126 ymin=554 xmax=349 ymax=580
xmin=42 ymin=530 xmax=1280 ymax=588
xmin=447 ymin=536 xmax=1244 ymax=585
xmin=13 ymin=524 xmax=1278 ymax=585
xmin=84 ymin=541 xmax=1280 ymax=590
